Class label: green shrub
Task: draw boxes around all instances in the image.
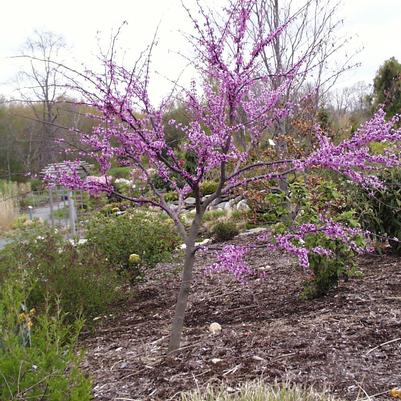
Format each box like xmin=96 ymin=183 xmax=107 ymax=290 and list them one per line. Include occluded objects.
xmin=0 ymin=224 xmax=124 ymax=321
xmin=259 ymin=191 xmax=288 ymax=223
xmin=274 ymin=178 xmax=364 ymax=299
xmin=300 ymin=213 xmax=364 ymax=300
xmin=203 ymin=209 xmax=226 ymax=222
xmin=108 ymin=166 xmax=131 ymax=178
xmin=86 ymin=209 xmax=180 ymax=279
xmin=165 ymin=191 xmax=179 ymax=202
xmin=182 ymin=381 xmax=340 ymax=401
xmin=350 ymin=168 xmax=401 ymax=254
xmin=0 ymin=277 xmax=92 ymax=401
xmin=212 ymin=221 xmax=239 ymax=242
xmin=200 ymin=180 xmax=218 ymax=195
xmin=30 ymin=179 xmax=43 ymax=192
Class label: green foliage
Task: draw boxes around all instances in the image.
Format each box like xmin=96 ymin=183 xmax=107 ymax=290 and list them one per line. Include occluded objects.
xmin=203 ymin=209 xmax=226 ymax=222
xmin=165 ymin=191 xmax=179 ymax=202
xmin=51 ymin=206 xmax=69 ymax=220
xmin=231 ymin=209 xmax=248 ymax=222
xmin=200 ymin=180 xmax=219 ymax=196
xmin=301 ymin=212 xmax=363 ymax=300
xmin=277 ymin=178 xmax=363 ymax=299
xmin=182 ymin=381 xmax=340 ymax=401
xmin=162 ymin=104 xmax=189 ymax=148
xmin=19 ymin=192 xmax=49 ymax=209
xmin=317 ymin=108 xmax=332 ymax=131
xmin=260 ymin=191 xmax=288 ymax=223
xmin=30 ymin=179 xmax=43 ymax=192
xmin=0 ymin=224 xmax=124 ymax=321
xmin=350 ymin=168 xmax=401 ymax=254
xmin=373 ymin=57 xmax=401 ymax=116
xmin=0 ymin=278 xmax=92 ymax=401
xmin=86 ymin=209 xmax=180 ymax=279
xmin=212 ymin=221 xmax=239 ymax=242
xmin=106 ymin=166 xmax=131 ymax=179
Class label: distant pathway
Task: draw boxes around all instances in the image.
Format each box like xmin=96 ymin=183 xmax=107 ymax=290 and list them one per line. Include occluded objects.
xmin=0 ymin=202 xmax=68 ymax=250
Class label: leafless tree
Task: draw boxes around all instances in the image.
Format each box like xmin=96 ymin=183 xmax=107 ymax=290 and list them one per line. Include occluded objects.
xmin=16 ymin=30 xmax=67 ymax=168
xmin=330 ymin=81 xmax=371 ymax=114
xmin=252 ymin=0 xmax=359 ymax=115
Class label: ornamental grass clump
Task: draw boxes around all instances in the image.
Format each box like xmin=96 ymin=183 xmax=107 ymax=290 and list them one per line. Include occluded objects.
xmin=182 ymin=381 xmax=341 ymax=401
xmin=212 ymin=221 xmax=239 ymax=242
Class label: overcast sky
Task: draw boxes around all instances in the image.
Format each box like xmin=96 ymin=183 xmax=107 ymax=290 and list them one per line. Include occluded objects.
xmin=1 ymin=0 xmax=400 ymax=100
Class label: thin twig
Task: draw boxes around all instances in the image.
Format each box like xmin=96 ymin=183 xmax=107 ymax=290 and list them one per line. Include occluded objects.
xmin=365 ymin=338 xmax=401 ymax=355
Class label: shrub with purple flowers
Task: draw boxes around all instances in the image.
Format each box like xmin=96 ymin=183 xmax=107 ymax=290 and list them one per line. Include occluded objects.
xmin=268 ymin=179 xmax=366 ymax=298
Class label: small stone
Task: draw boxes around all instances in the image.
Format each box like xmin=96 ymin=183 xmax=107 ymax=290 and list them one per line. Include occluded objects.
xmin=224 ymin=201 xmax=233 ymax=210
xmin=209 ymin=322 xmax=222 ymax=334
xmin=236 ymin=199 xmax=250 ymax=211
xmin=217 ymin=201 xmax=229 ymax=209
xmin=184 ymin=197 xmax=196 ymax=206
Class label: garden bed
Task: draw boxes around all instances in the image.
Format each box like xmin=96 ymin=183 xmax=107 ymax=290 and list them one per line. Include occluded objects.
xmin=81 ymin=234 xmax=401 ymax=401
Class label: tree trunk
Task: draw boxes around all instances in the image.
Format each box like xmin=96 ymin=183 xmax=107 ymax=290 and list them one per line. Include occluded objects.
xmin=168 ymin=237 xmax=196 ymax=352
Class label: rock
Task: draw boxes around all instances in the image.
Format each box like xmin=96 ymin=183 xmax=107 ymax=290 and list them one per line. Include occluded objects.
xmin=179 ymin=238 xmax=211 ymax=250
xmin=209 ymin=322 xmax=222 ymax=334
xmin=201 ymin=194 xmax=212 ymax=202
xmin=227 ymin=198 xmax=236 ymax=208
xmin=184 ymin=197 xmax=196 ymax=206
xmin=236 ymin=199 xmax=250 ymax=211
xmin=217 ymin=201 xmax=229 ymax=209
xmin=168 ymin=203 xmax=178 ymax=211
xmin=258 ymin=264 xmax=271 ymax=272
xmin=233 ymin=195 xmax=242 ymax=204
xmin=238 ymin=227 xmax=268 ymax=237
xmin=224 ymin=201 xmax=233 ymax=210
xmin=196 ymin=238 xmax=212 ymax=247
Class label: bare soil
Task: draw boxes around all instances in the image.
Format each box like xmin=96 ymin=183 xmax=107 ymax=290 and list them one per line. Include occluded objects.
xmin=81 ymin=234 xmax=401 ymax=401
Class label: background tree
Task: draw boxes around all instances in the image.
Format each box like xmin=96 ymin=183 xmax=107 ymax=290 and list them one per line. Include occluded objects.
xmin=15 ymin=30 xmax=67 ymax=169
xmin=251 ymin=0 xmax=358 ymax=137
xmin=46 ymin=0 xmax=401 ymax=353
xmin=372 ymin=57 xmax=401 ymax=117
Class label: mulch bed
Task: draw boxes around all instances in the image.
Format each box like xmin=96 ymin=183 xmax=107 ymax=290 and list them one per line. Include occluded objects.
xmin=80 ymin=234 xmax=401 ymax=401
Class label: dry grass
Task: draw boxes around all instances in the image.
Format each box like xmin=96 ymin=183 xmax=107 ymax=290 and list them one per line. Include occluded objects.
xmin=0 ymin=197 xmax=19 ymax=232
xmin=0 ymin=181 xmax=30 ymax=233
xmin=181 ymin=381 xmax=340 ymax=401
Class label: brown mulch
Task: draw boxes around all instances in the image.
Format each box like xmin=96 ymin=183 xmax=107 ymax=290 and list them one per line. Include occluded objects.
xmin=80 ymin=234 xmax=401 ymax=401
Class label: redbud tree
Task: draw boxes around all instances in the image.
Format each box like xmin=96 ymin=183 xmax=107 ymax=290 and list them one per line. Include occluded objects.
xmin=47 ymin=0 xmax=401 ymax=351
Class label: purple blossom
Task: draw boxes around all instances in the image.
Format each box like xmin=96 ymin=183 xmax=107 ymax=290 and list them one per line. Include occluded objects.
xmin=206 ymin=245 xmax=252 ymax=282
xmin=43 ymin=0 xmax=401 ymax=279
